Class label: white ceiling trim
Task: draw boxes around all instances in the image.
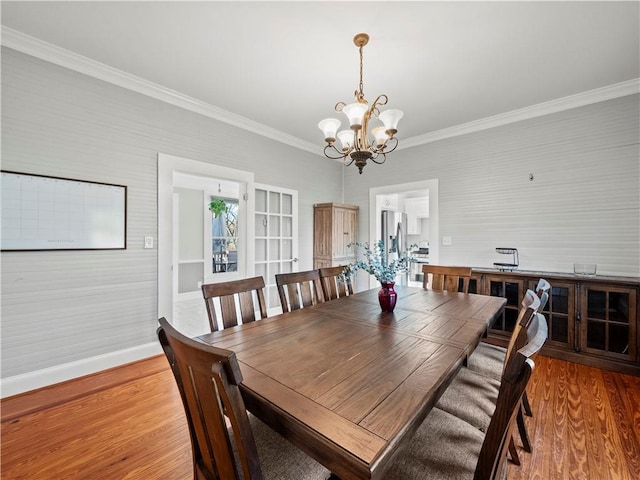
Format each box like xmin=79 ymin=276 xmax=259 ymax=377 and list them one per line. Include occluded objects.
xmin=399 ymin=78 xmax=640 ymax=150
xmin=3 ymin=27 xmax=639 ymax=157
xmin=1 ymin=27 xmax=319 ymax=155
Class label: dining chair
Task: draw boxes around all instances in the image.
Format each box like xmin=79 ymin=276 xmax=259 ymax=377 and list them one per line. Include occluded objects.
xmin=275 ymin=270 xmax=324 ymax=313
xmin=436 ymin=283 xmax=549 ymax=461
xmin=466 ymin=278 xmax=551 ymax=449
xmin=201 ymin=276 xmax=268 ymax=332
xmin=465 ymin=279 xmax=551 ymax=416
xmin=422 ymin=264 xmax=473 ymax=293
xmin=157 ymin=318 xmax=330 ymax=480
xmin=318 ymin=265 xmax=353 ymax=301
xmin=468 ymin=279 xmax=551 ymax=378
xmin=386 ymin=305 xmax=548 ymax=480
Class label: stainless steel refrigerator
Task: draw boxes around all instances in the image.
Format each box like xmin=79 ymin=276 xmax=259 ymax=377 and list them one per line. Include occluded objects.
xmin=380 ymin=210 xmax=409 ymax=285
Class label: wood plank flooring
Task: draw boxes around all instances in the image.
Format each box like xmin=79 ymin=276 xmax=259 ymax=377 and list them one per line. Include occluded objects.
xmin=2 ymin=354 xmax=639 ymax=479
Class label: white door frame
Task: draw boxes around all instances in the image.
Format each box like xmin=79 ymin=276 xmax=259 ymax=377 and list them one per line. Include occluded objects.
xmin=158 ymin=153 xmax=254 ymax=321
xmin=368 ymin=179 xmax=439 ymax=289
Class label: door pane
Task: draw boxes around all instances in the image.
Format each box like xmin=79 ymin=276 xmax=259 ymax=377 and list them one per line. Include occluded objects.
xmin=255 ymin=190 xmax=267 ymax=212
xmin=283 ymin=194 xmax=292 ymax=215
xmin=282 ymin=217 xmax=292 ymax=237
xmin=551 ymin=287 xmax=569 ymax=314
xmin=269 ymin=215 xmax=280 ymax=237
xmin=587 ymin=321 xmax=606 ymax=350
xmin=282 ymin=239 xmax=292 ymax=260
xmin=269 ymin=192 xmax=280 ymax=213
xmin=255 ymin=214 xmax=267 ymax=236
xmin=587 ymin=290 xmax=607 ymax=319
xmin=550 ymin=315 xmax=569 ymax=343
xmin=269 ymin=239 xmax=280 ymax=261
xmin=609 ymin=324 xmax=629 ymax=354
xmin=609 ymin=292 xmax=630 ymax=323
xmin=255 ymin=239 xmax=267 ymax=262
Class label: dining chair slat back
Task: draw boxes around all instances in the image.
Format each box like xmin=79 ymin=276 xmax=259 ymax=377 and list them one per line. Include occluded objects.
xmin=202 ymin=276 xmax=267 ymax=332
xmin=318 ymin=266 xmax=353 ymax=301
xmin=157 ymin=317 xmax=262 ymax=480
xmin=276 ymin=270 xmax=324 ymax=313
xmin=422 ymin=265 xmax=473 ymax=293
xmin=503 ymin=289 xmax=541 ymax=372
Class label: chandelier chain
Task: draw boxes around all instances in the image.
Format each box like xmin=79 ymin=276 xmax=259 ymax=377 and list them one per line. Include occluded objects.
xmin=358 ymin=44 xmax=364 ymax=100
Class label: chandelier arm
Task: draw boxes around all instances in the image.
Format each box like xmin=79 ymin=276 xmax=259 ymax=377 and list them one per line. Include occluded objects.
xmin=323 ymin=144 xmax=350 ymax=161
xmin=335 ymin=101 xmax=347 ymax=113
xmin=373 ymin=136 xmax=399 ymax=155
xmin=369 ymin=94 xmax=389 ymax=117
xmin=369 ymin=153 xmax=387 ymax=165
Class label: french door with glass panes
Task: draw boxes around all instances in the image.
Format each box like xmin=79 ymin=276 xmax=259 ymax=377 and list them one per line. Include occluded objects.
xmin=249 ymin=183 xmax=298 ymax=315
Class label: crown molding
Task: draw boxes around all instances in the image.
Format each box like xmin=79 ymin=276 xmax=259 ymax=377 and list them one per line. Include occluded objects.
xmin=1 ymin=27 xmax=319 ymax=155
xmin=399 ymin=78 xmax=640 ymax=150
xmin=2 ymin=27 xmax=638 ymax=156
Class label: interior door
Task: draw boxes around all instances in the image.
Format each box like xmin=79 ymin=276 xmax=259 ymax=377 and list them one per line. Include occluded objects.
xmin=249 ymin=183 xmax=298 ymax=314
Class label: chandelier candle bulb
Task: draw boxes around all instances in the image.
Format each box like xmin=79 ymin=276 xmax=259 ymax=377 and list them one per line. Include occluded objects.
xmin=319 ymin=32 xmax=403 ymax=174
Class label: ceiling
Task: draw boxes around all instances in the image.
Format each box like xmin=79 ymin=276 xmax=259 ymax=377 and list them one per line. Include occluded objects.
xmin=2 ymin=1 xmax=639 ymax=155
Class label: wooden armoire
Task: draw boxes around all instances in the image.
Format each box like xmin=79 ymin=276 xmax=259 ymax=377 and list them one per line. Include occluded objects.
xmin=313 ymin=203 xmax=359 ymax=269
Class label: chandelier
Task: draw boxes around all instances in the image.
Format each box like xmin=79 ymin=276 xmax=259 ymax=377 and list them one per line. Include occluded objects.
xmin=318 ymin=33 xmax=403 ymax=174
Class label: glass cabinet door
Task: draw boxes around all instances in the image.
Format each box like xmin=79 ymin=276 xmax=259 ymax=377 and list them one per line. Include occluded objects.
xmin=486 ymin=276 xmax=525 ymax=334
xmin=580 ymin=285 xmax=637 ymax=362
xmin=529 ymin=280 xmax=576 ymax=350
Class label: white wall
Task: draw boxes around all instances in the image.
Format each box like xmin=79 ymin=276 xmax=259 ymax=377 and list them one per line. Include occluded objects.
xmin=0 ymin=48 xmax=342 ymax=393
xmin=344 ymin=94 xmax=640 ymax=277
xmin=2 ymin=45 xmax=638 ymax=396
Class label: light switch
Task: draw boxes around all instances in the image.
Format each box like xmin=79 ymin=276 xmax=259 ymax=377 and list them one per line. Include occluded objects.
xmin=144 ymin=236 xmax=154 ymax=249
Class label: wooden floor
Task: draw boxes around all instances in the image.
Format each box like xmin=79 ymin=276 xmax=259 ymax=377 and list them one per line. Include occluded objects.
xmin=2 ymin=354 xmax=639 ymax=479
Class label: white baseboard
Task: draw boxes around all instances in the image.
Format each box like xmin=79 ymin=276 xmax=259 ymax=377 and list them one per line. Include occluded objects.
xmin=0 ymin=342 xmax=163 ymax=398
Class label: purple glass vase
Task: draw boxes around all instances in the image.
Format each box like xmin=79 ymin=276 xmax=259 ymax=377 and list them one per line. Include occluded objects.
xmin=378 ymin=281 xmax=397 ymax=313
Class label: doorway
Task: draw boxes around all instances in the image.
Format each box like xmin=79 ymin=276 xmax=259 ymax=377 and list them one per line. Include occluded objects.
xmin=158 ymin=153 xmax=300 ymax=335
xmin=368 ymin=179 xmax=439 ymax=288
xmin=158 ymin=153 xmax=254 ymax=335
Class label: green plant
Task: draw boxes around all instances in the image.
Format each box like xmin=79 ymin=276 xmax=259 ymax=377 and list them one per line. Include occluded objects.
xmin=209 ymin=198 xmax=228 ymax=217
xmin=346 ymin=240 xmax=417 ymax=284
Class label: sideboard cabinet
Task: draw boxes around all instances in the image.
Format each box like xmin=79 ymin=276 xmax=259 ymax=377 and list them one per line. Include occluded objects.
xmin=313 ymin=203 xmax=359 ymax=269
xmin=470 ymin=269 xmax=639 ymax=375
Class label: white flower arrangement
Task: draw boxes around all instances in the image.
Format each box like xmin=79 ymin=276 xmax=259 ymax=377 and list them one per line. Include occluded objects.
xmin=346 ymin=240 xmax=417 ymax=284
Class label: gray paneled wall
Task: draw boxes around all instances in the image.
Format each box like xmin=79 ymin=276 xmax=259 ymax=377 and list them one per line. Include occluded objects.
xmin=343 ymin=94 xmax=640 ymax=277
xmin=1 ymin=48 xmax=342 ymax=380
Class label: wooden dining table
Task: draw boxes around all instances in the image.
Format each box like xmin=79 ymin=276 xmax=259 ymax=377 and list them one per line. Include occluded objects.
xmin=197 ymin=285 xmax=506 ymax=480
